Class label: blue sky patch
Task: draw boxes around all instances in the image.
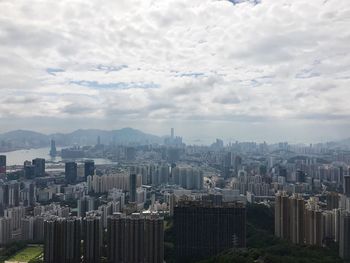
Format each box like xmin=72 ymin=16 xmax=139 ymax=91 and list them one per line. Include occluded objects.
xmin=227 ymin=0 xmax=261 ymax=5
xmin=295 ymin=69 xmax=320 ymax=79
xmin=70 ymin=80 xmax=159 ymax=89
xmin=46 ymin=68 xmax=65 ymax=76
xmin=93 ymin=64 xmax=128 ymax=73
xmin=176 ymin=72 xmax=205 ymax=78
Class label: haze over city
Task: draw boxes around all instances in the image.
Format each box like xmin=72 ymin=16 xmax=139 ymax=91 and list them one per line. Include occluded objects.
xmin=1 ymin=0 xmax=350 ymax=143
xmin=1 ymin=1 xmax=350 ymax=263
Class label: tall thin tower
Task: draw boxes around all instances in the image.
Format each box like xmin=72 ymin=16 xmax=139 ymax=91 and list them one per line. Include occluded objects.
xmin=171 ymin=128 xmax=174 ymax=139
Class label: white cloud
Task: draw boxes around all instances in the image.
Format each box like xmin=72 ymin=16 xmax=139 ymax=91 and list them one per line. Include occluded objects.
xmin=0 ymin=0 xmax=349 ymax=142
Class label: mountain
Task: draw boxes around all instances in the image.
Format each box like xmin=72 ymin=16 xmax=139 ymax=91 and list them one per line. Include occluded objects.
xmin=0 ymin=128 xmax=162 ymax=150
xmin=51 ymin=128 xmax=162 ymax=145
xmin=0 ymin=130 xmax=50 ymax=149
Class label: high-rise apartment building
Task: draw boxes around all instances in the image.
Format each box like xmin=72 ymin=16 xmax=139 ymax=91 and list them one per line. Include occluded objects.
xmin=0 ymin=217 xmax=11 ymax=245
xmin=77 ymin=196 xmax=96 ymax=218
xmin=171 ymin=167 xmax=203 ymax=190
xmin=339 ymin=211 xmax=350 ymax=260
xmin=107 ymin=213 xmax=164 ymax=263
xmin=21 ymin=216 xmax=35 ymax=241
xmin=304 ymin=198 xmax=324 ymax=246
xmin=22 ymin=181 xmax=36 ymax=207
xmin=174 ymin=200 xmax=246 ymax=262
xmin=289 ymin=194 xmax=305 ymax=244
xmin=275 ymin=193 xmax=325 ymax=246
xmin=83 ymin=213 xmax=102 ymax=263
xmin=326 ymin=192 xmax=339 ymax=210
xmin=44 ymin=216 xmax=81 ymax=263
xmin=275 ymin=191 xmax=290 ymax=239
xmin=0 ymin=182 xmax=20 ymax=208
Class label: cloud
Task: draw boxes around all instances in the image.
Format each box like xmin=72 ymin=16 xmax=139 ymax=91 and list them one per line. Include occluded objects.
xmin=0 ymin=0 xmax=349 ymax=142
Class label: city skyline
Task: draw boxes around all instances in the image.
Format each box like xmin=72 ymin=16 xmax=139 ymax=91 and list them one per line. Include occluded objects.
xmin=1 ymin=0 xmax=350 ymax=262
xmin=1 ymin=126 xmax=350 ymax=146
xmin=1 ymin=0 xmax=350 ymax=143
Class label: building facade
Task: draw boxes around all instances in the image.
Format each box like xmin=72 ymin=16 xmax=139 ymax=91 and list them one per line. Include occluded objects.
xmin=174 ymin=200 xmax=246 ymax=262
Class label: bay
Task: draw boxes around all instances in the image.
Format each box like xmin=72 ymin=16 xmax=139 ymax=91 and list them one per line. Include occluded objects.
xmin=0 ymin=147 xmax=117 ymax=166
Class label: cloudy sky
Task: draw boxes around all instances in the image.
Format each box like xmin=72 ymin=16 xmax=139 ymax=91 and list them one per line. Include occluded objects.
xmin=0 ymin=0 xmax=349 ymax=144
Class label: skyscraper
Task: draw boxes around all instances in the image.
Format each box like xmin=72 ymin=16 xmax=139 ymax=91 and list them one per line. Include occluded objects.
xmin=24 ymin=161 xmax=35 ymax=179
xmin=65 ymin=162 xmax=77 ymax=184
xmin=44 ymin=216 xmax=81 ymax=263
xmin=49 ymin=139 xmax=57 ymax=157
xmin=129 ymin=173 xmax=137 ymax=203
xmin=174 ymin=200 xmax=246 ymax=262
xmin=84 ymin=160 xmax=95 ymax=179
xmin=0 ymin=155 xmax=6 ymax=174
xmin=32 ymin=158 xmax=45 ymax=177
xmin=83 ymin=213 xmax=102 ymax=263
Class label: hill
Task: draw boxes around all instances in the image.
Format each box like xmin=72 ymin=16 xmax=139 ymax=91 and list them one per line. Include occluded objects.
xmin=0 ymin=128 xmax=162 ymax=150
